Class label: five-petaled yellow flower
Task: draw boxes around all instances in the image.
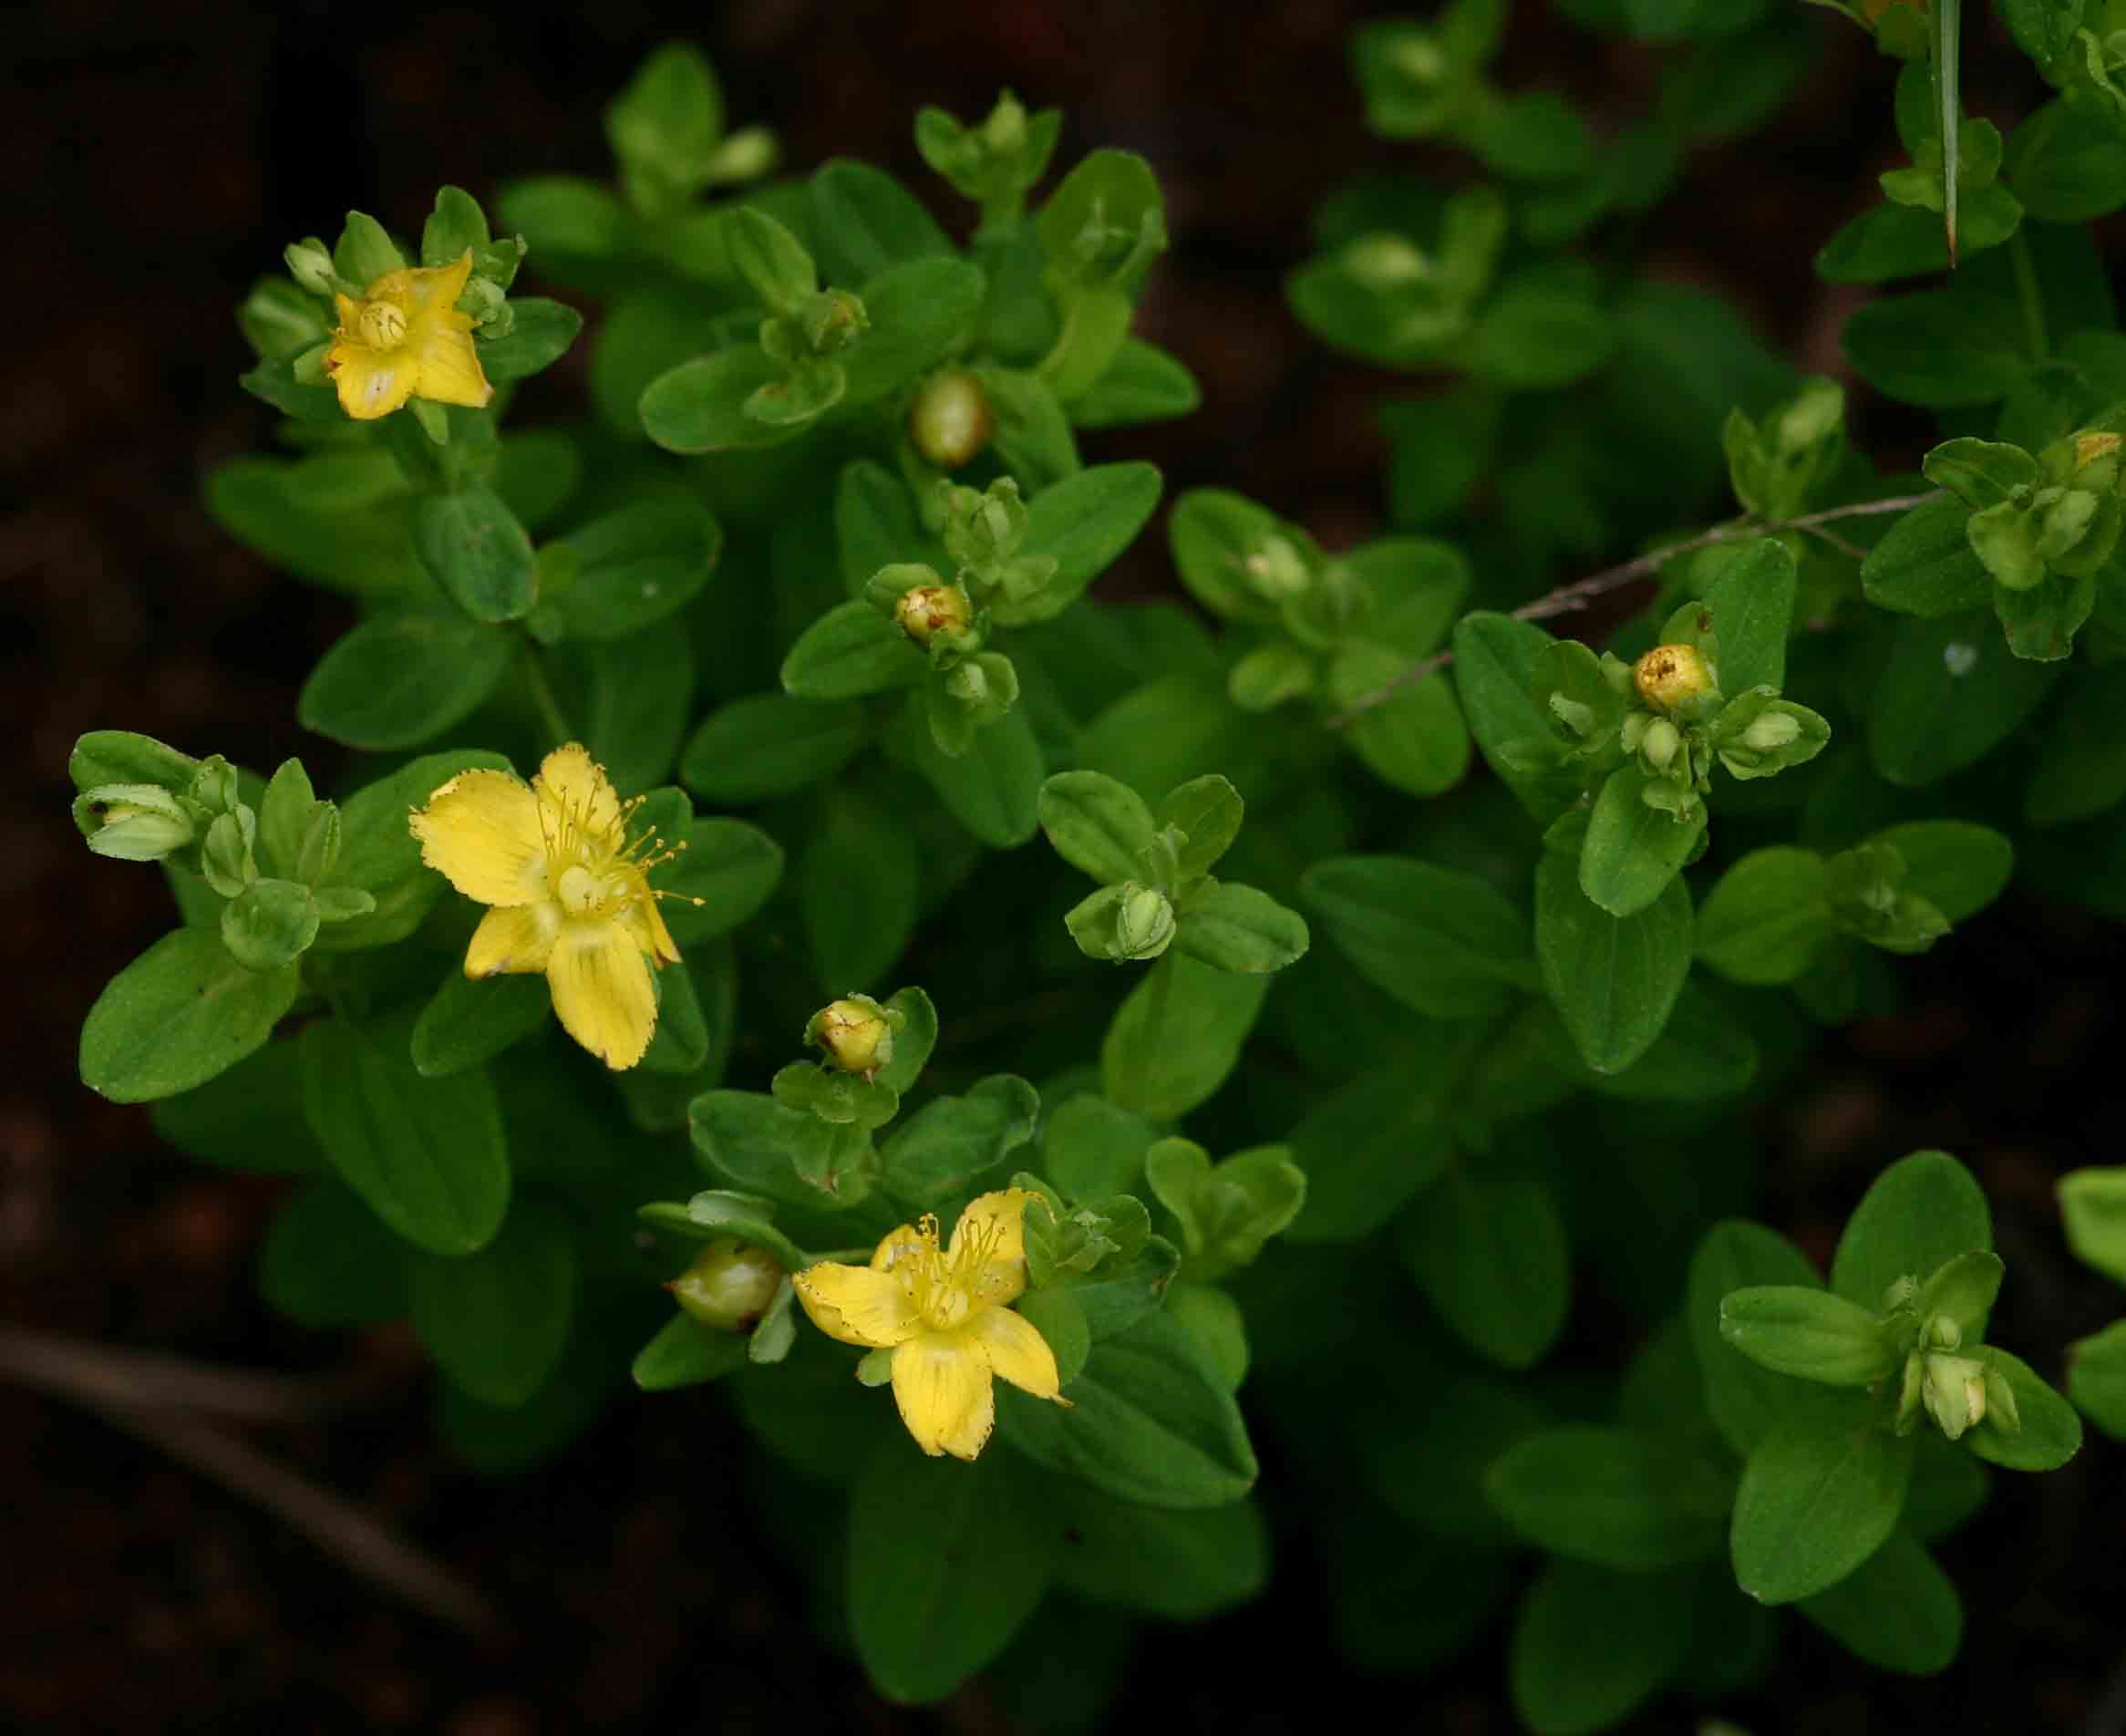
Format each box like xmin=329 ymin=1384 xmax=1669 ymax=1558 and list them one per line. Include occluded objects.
xmin=325 ymin=250 xmax=493 ymax=421
xmin=408 ymin=744 xmax=684 ymax=1070
xmin=794 ymin=1189 xmax=1069 ymax=1460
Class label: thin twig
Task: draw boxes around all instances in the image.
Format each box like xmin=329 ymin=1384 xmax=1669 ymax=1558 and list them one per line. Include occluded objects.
xmin=1324 ymin=491 xmax=1944 ymax=728
xmin=1 ymin=1328 xmax=502 ymax=1641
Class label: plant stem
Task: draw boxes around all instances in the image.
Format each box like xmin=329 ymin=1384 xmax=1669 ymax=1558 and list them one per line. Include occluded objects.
xmin=1324 ymin=491 xmax=1945 ymax=728
xmin=519 ymin=637 xmax=573 ymax=749
xmin=2008 ymin=229 xmax=2049 ymax=363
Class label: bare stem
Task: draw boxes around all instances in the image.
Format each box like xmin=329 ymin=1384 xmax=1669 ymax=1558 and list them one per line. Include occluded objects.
xmin=1323 ymin=491 xmax=1944 ymax=728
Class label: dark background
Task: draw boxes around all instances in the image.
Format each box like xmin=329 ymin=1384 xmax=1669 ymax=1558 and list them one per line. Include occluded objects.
xmin=10 ymin=1 xmax=2126 ymax=1730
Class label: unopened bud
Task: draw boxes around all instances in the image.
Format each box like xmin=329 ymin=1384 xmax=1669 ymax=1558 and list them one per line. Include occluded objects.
xmin=1243 ymin=534 xmax=1311 ymax=599
xmin=808 ymin=996 xmax=895 ymax=1075
xmin=671 ymin=1236 xmax=786 ymax=1333
xmin=707 ymin=126 xmax=779 ymax=185
xmin=1776 ymin=378 xmax=1844 ymax=453
xmin=908 ymin=368 xmax=994 ymax=470
xmin=1924 ymin=1312 xmax=1962 ymax=1351
xmin=1741 ymin=711 xmax=1802 ymax=753
xmin=1343 ymin=233 xmax=1430 ymax=291
xmin=800 ymin=288 xmax=868 ymax=355
xmin=1982 ymin=1363 xmax=2021 ymax=1432
xmin=1923 ymin=1351 xmax=1988 ymax=1441
xmin=74 ymin=784 xmax=196 ymax=862
xmin=1115 ymin=884 xmax=1177 ymax=961
xmin=982 ymin=91 xmax=1029 ymax=153
xmin=894 ymin=584 xmax=972 ymax=646
xmin=1640 ymin=718 xmax=1682 ymax=772
xmin=1634 ymin=643 xmax=1716 ymax=713
xmin=284 ymin=239 xmax=338 ymax=297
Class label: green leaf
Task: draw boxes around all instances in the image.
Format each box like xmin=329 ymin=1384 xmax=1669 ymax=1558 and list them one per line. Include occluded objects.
xmin=1159 ymin=775 xmax=1244 ymax=881
xmin=1687 ymin=1221 xmax=1831 ymax=1456
xmin=1966 ymin=1347 xmax=2083 ymax=1471
xmin=1329 ymin=648 xmax=1472 ymax=798
xmin=2060 ymin=1165 xmax=2126 ymax=1282
xmin=1842 ymin=289 xmax=2029 ymax=408
xmin=2067 ymin=1319 xmax=2126 ymax=1439
xmin=1171 ymin=881 xmax=1309 ymax=974
xmin=878 ymin=1075 xmax=1039 ymax=1207
xmin=1486 ymin=1427 xmax=1731 ymax=1570
xmin=412 ymin=488 xmax=537 ymax=624
xmin=1861 ymin=498 xmax=1995 ymax=618
xmin=604 ymin=44 xmax=723 ymax=206
xmin=410 ymin=970 xmax=550 ymax=1077
xmin=1066 ymin=337 xmax=1202 ymax=427
xmin=317 ymin=749 xmax=511 ymax=951
xmin=258 ymin=1179 xmax=410 ymax=1327
xmin=2028 ymin=666 xmax=2126 ymax=825
xmin=1867 ymin=610 xmax=2062 ymax=787
xmin=848 ymin=1439 xmax=1052 ymax=1704
xmin=898 ymin=700 xmax=1045 ymax=847
xmin=810 ymin=159 xmax=954 ymax=281
xmin=688 ymin=1090 xmax=858 ymax=1209
xmin=1100 ymin=954 xmax=1268 ymax=1121
xmin=1287 ymin=1053 xmax=1459 ymax=1242
xmin=682 ymin=693 xmax=866 ymax=804
xmin=1830 ymin=1149 xmax=1993 ymax=1314
xmin=1509 ymin=1561 xmax=1694 ymax=1736
xmin=640 ymin=346 xmax=792 ymax=454
xmin=1580 ymin=766 xmax=1707 ymax=918
xmin=974 ymin=366 xmax=1079 ymax=491
xmin=1730 ymin=1412 xmax=1914 ymax=1605
xmin=2005 ymin=99 xmax=2126 ymax=222
xmin=549 ymin=622 xmax=694 ymax=794
xmin=1301 ymin=854 xmax=1537 ymax=1020
xmin=1040 ymin=1096 xmax=1158 ymax=1200
xmin=547 ymin=499 xmax=721 ymax=640
xmin=297 ymin=615 xmax=512 ymax=751
xmin=1718 ymin=1286 xmax=1898 ymax=1386
xmin=300 ymin=1017 xmax=510 ymax=1256
xmin=334 ymin=210 xmax=404 ymax=284
xmin=1466 ymin=261 xmax=1615 ymax=389
xmin=1799 ymin=1528 xmax=1963 ymax=1674
xmin=656 ymin=817 xmax=785 ymax=947
xmin=840 ymin=257 xmax=987 ymax=408
xmin=1695 ymin=846 xmax=1835 ymax=986
xmin=780 ymin=599 xmax=922 ymax=699
xmin=150 ymin=1038 xmax=323 ymax=1173
xmin=1038 ymin=770 xmax=1158 ymax=885
xmin=996 ymin=461 xmax=1164 ymax=626
xmin=1401 ymin=1161 xmax=1570 ymax=1369
xmin=1166 ymin=488 xmax=1286 ymax=625
xmin=477 ymin=299 xmax=584 ymax=383
xmin=409 ymin=1204 xmax=576 ymax=1407
xmin=1453 ymin=612 xmax=1582 ymax=822
xmin=1534 ymin=851 xmax=1692 ymax=1074
xmin=631 ymin=1313 xmax=751 ymax=1392
xmin=1868 ymin=820 xmax=2013 ymax=921
xmin=998 ymin=1310 xmax=1255 ymax=1509
xmin=1703 ymin=536 xmax=1798 ymax=694
xmin=1048 ymin=1483 xmax=1268 ymax=1617
xmin=80 ymin=928 xmax=299 ymax=1104
xmin=795 ymin=789 xmax=917 ymax=991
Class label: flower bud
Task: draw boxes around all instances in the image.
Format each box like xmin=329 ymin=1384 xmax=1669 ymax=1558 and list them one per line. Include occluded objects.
xmin=1741 ymin=710 xmax=1802 ymax=753
xmin=1343 ymin=233 xmax=1430 ymax=291
xmin=800 ymin=288 xmax=869 ymax=355
xmin=1634 ymin=643 xmax=1716 ymax=713
xmin=1924 ymin=1311 xmax=1962 ymax=1351
xmin=808 ymin=996 xmax=895 ymax=1075
xmin=908 ymin=368 xmax=994 ymax=470
xmin=1115 ymin=884 xmax=1177 ymax=961
xmin=671 ymin=1236 xmax=786 ymax=1333
xmin=707 ymin=126 xmax=779 ymax=185
xmin=1776 ymin=377 xmax=1844 ymax=453
xmin=1982 ymin=1363 xmax=2021 ymax=1433
xmin=982 ymin=90 xmax=1029 ymax=153
xmin=1923 ymin=1351 xmax=1988 ymax=1441
xmin=74 ymin=784 xmax=196 ymax=862
xmin=1243 ymin=534 xmax=1311 ymax=599
xmin=1639 ymin=718 xmax=1682 ymax=772
xmin=284 ymin=238 xmax=339 ymax=297
xmin=894 ymin=583 xmax=972 ymax=646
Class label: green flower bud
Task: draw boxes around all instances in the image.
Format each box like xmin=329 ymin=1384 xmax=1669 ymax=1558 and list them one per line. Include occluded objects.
xmin=73 ymin=783 xmax=196 ymax=862
xmin=1640 ymin=718 xmax=1682 ymax=772
xmin=1634 ymin=643 xmax=1717 ymax=714
xmin=284 ymin=238 xmax=340 ymax=297
xmin=799 ymin=288 xmax=869 ymax=355
xmin=1741 ymin=710 xmax=1802 ymax=754
xmin=1116 ymin=884 xmax=1177 ymax=960
xmin=982 ymin=90 xmax=1029 ymax=153
xmin=220 ymin=877 xmax=319 ymax=972
xmin=1343 ymin=233 xmax=1431 ymax=291
xmin=807 ymin=995 xmax=897 ymax=1075
xmin=1243 ymin=534 xmax=1311 ymax=600
xmin=1922 ymin=1351 xmax=1988 ymax=1441
xmin=908 ymin=368 xmax=994 ymax=470
xmin=707 ymin=126 xmax=779 ymax=185
xmin=201 ymin=807 xmax=258 ymax=900
xmin=1982 ymin=1362 xmax=2022 ymax=1433
xmin=1924 ymin=1312 xmax=1962 ymax=1351
xmin=670 ymin=1236 xmax=786 ymax=1333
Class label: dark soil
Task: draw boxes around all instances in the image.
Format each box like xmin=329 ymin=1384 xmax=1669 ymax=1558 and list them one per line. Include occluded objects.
xmin=8 ymin=3 xmax=2123 ymax=1731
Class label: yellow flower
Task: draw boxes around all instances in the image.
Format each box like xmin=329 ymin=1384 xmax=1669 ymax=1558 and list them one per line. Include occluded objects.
xmin=408 ymin=744 xmax=685 ymax=1070
xmin=794 ymin=1189 xmax=1069 ymax=1460
xmin=325 ymin=250 xmax=494 ymax=421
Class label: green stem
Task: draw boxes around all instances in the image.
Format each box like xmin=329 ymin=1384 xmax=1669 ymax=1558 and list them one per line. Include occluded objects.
xmin=1935 ymin=0 xmax=1961 ymax=264
xmin=519 ymin=638 xmax=573 ymax=749
xmin=2008 ymin=229 xmax=2049 ymax=363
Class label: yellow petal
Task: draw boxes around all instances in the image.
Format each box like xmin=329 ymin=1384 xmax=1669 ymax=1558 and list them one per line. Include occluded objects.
xmin=622 ymin=874 xmax=682 ymax=966
xmin=408 ymin=250 xmax=474 ymax=316
xmin=409 ymin=769 xmax=549 ymax=907
xmin=871 ymin=1223 xmax=929 ymax=1273
xmin=951 ymin=1188 xmax=1029 ymax=1305
xmin=973 ymin=1306 xmax=1066 ymax=1402
xmin=413 ymin=323 xmax=493 ymax=409
xmin=534 ymin=743 xmax=624 ymax=843
xmin=464 ymin=901 xmax=561 ymax=976
xmin=890 ymin=1328 xmax=995 ymax=1460
xmin=545 ymin=916 xmax=656 ymax=1070
xmin=327 ymin=338 xmax=417 ymax=420
xmin=792 ymin=1261 xmax=919 ymax=1348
